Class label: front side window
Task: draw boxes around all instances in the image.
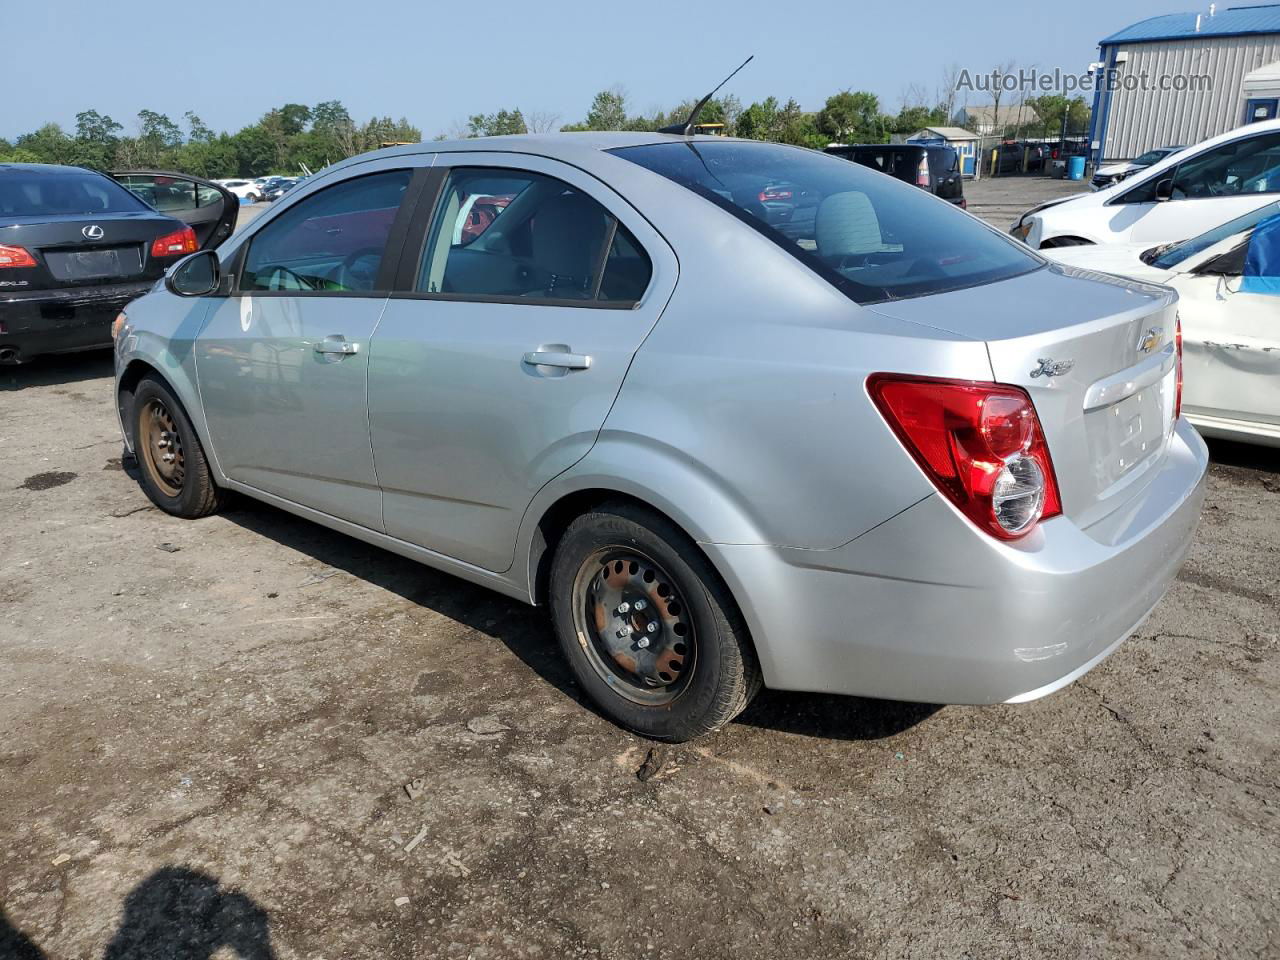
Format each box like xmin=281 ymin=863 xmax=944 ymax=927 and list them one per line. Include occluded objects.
xmin=416 ymin=168 xmax=651 ymax=304
xmin=119 ymin=175 xmax=198 ymax=212
xmin=1121 ymin=133 xmax=1280 ymax=203
xmin=614 ymin=140 xmax=1039 ymax=304
xmin=241 ymin=170 xmax=410 ymax=292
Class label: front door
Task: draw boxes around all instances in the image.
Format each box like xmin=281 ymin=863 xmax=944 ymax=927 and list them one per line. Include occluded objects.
xmin=113 ymin=172 xmax=239 ymax=250
xmin=367 ymin=156 xmax=677 ymax=572
xmin=195 ymin=166 xmax=421 ymax=530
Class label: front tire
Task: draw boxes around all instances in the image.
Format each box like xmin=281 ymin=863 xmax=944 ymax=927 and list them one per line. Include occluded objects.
xmin=131 ymin=376 xmax=224 ymax=518
xmin=549 ymin=502 xmax=760 ymax=741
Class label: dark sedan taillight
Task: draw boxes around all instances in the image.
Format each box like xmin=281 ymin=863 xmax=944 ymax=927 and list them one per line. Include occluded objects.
xmin=151 ymin=226 xmax=198 ymax=258
xmin=0 ymin=244 xmax=37 ymax=268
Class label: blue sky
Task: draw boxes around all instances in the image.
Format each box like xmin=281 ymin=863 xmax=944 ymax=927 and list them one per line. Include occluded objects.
xmin=9 ymin=0 xmax=1182 ymax=139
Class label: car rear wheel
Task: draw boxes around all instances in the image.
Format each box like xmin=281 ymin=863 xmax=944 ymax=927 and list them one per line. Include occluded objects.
xmin=549 ymin=502 xmax=760 ymax=741
xmin=131 ymin=376 xmax=224 ymax=518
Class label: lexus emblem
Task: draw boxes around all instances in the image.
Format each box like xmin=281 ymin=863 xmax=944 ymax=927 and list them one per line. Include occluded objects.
xmin=82 ymin=224 xmax=104 ymax=241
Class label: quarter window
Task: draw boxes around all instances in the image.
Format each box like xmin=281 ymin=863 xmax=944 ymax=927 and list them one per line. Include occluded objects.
xmin=416 ymin=168 xmax=651 ymax=305
xmin=241 ymin=170 xmax=410 ymax=293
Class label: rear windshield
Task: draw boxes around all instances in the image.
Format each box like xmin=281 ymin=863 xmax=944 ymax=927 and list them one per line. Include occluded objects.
xmin=612 ymin=141 xmax=1039 ymax=304
xmin=834 ymin=147 xmax=923 ymax=179
xmin=0 ymin=170 xmax=149 ymax=217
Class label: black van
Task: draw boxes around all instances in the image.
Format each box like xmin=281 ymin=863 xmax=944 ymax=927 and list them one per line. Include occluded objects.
xmin=824 ymin=144 xmax=966 ymax=208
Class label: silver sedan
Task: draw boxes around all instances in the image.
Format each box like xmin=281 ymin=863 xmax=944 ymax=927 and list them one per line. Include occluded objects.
xmin=113 ymin=134 xmax=1208 ymax=741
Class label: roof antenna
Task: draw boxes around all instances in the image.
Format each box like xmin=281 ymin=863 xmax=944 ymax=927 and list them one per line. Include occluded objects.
xmin=659 ymin=55 xmax=754 ymax=136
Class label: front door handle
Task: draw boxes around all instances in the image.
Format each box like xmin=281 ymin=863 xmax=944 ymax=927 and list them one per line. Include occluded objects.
xmin=315 ymin=335 xmax=360 ymax=356
xmin=522 ymin=350 xmax=591 ymax=370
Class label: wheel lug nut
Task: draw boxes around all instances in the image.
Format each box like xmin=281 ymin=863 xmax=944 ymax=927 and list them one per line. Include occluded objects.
xmin=646 ymin=622 xmax=658 ymax=634
xmin=633 ymin=599 xmax=647 ymax=610
xmin=617 ymin=602 xmax=630 ymax=614
xmin=636 ymin=637 xmax=650 ymax=649
xmin=616 ymin=625 xmax=631 ymax=638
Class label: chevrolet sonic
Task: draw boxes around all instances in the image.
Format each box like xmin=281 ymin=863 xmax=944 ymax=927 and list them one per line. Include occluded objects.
xmin=112 ymin=134 xmax=1208 ymax=741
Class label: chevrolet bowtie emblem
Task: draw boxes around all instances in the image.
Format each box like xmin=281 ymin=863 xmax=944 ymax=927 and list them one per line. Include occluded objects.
xmin=1137 ymin=327 xmax=1162 ymax=354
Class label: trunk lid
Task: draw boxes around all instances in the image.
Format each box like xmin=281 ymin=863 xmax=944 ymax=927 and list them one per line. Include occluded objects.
xmin=0 ymin=212 xmax=181 ymax=291
xmin=870 ymin=263 xmax=1180 ymax=530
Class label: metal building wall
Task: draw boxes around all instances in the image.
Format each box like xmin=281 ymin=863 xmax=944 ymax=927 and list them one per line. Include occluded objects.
xmin=1102 ymin=33 xmax=1280 ymax=160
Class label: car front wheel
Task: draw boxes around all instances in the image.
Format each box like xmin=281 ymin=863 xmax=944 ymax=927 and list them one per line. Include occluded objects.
xmin=549 ymin=502 xmax=761 ymax=741
xmin=131 ymin=375 xmax=225 ymax=518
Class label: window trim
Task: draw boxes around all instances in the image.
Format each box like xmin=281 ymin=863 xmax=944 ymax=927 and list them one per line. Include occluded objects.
xmin=387 ymin=164 xmax=653 ymax=309
xmin=230 ymin=167 xmax=428 ymax=299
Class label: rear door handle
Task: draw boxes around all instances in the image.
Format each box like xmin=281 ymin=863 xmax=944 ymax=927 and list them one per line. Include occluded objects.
xmin=315 ymin=335 xmax=359 ymax=356
xmin=522 ymin=350 xmax=591 ymax=370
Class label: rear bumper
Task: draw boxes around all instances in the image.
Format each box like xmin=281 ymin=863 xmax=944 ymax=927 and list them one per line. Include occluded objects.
xmin=704 ymin=418 xmax=1209 ymax=704
xmin=0 ymin=280 xmax=154 ymax=361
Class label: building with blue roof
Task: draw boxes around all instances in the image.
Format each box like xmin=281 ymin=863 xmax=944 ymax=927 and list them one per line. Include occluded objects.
xmin=1089 ymin=5 xmax=1280 ymax=164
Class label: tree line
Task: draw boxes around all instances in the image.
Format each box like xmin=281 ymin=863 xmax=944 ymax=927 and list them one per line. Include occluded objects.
xmin=1 ymin=82 xmax=1089 ymax=179
xmin=0 ymin=102 xmax=420 ymax=178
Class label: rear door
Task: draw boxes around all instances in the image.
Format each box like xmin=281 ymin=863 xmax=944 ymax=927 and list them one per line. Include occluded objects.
xmin=113 ymin=172 xmax=238 ymax=249
xmin=195 ymin=161 xmax=428 ymax=529
xmin=367 ymin=154 xmax=677 ymax=572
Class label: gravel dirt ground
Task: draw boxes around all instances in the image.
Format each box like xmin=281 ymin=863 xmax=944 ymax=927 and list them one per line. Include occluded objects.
xmin=1 ymin=177 xmax=1277 ymax=960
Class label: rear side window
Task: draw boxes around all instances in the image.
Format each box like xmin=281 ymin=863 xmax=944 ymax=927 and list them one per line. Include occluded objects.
xmin=241 ymin=170 xmax=410 ymax=293
xmin=615 ymin=141 xmax=1038 ymax=304
xmin=416 ymin=167 xmax=651 ymax=305
xmin=0 ymin=171 xmax=148 ymax=217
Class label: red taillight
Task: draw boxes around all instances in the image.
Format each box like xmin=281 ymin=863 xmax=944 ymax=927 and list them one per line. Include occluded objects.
xmin=916 ymin=156 xmax=930 ymax=188
xmin=0 ymin=244 xmax=37 ymax=269
xmin=868 ymin=374 xmax=1062 ymax=540
xmin=958 ymin=198 xmax=968 ymax=210
xmin=758 ymin=188 xmax=793 ymax=202
xmin=150 ymin=226 xmax=198 ymax=258
xmin=1174 ymin=314 xmax=1184 ymax=420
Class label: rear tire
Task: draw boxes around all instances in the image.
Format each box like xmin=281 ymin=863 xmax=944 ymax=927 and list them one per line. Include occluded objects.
xmin=131 ymin=375 xmax=224 ymax=519
xmin=549 ymin=501 xmax=761 ymax=742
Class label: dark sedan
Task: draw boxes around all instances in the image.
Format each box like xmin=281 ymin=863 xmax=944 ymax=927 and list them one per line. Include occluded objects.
xmin=0 ymin=164 xmax=221 ymax=364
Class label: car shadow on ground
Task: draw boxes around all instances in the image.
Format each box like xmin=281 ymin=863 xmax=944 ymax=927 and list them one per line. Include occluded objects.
xmin=0 ymin=350 xmax=115 ymax=391
xmin=219 ymin=498 xmax=937 ymax=742
xmin=1206 ymin=437 xmax=1280 ymax=475
xmin=0 ymin=866 xmax=276 ymax=960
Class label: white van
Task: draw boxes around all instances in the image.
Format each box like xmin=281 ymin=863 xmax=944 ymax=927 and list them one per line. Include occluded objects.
xmin=1012 ymin=119 xmax=1280 ymax=249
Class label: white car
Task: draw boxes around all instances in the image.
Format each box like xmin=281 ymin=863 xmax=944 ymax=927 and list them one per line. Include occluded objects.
xmin=217 ymin=179 xmax=261 ymax=202
xmin=1090 ymin=145 xmax=1185 ymax=191
xmin=1043 ymin=200 xmax=1280 ymax=446
xmin=1013 ymin=119 xmax=1280 ymax=249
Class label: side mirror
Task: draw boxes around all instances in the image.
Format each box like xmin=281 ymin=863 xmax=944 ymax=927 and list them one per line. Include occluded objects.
xmin=1154 ymin=178 xmax=1175 ymax=202
xmin=165 ymin=249 xmax=220 ymax=297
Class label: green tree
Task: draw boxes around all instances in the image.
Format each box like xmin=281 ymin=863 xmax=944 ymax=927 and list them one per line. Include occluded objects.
xmin=816 ymin=91 xmax=881 ymax=144
xmin=15 ymin=123 xmax=75 ymax=165
xmin=184 ymin=111 xmax=215 ymax=143
xmin=564 ymin=89 xmax=629 ymax=131
xmin=735 ymin=97 xmax=781 ymax=141
xmin=70 ymin=110 xmax=123 ymax=169
xmin=466 ymin=108 xmax=527 ymax=137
